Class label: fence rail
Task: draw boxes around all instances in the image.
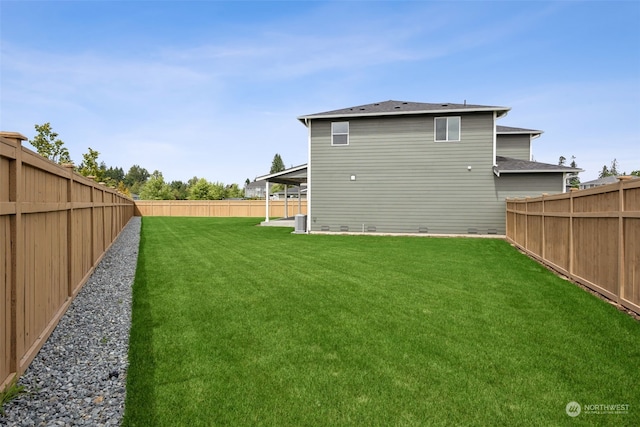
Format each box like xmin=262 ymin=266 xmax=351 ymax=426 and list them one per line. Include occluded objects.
xmin=134 ymin=199 xmax=307 ymax=218
xmin=1 ymin=132 xmax=135 ymax=392
xmin=506 ymin=177 xmax=640 ymax=315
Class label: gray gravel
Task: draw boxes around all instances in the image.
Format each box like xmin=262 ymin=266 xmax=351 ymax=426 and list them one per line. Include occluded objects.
xmin=1 ymin=216 xmax=141 ymax=427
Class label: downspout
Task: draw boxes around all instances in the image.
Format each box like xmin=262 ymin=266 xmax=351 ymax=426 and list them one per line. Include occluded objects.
xmin=306 ymin=118 xmax=312 ymax=233
xmin=492 ymin=111 xmax=497 ymax=167
xmin=530 ymin=132 xmax=541 ymax=161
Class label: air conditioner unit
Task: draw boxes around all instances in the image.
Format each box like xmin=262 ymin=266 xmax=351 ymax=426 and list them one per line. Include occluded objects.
xmin=293 ymin=214 xmax=307 ymax=234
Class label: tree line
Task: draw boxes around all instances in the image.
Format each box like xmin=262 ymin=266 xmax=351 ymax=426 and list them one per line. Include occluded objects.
xmin=28 ymin=123 xmax=254 ymax=200
xmin=559 ymin=155 xmax=638 ymax=188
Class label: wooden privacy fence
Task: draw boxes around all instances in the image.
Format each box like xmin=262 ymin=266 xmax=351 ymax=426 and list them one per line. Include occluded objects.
xmin=506 ymin=177 xmax=640 ymax=315
xmin=1 ymin=132 xmax=135 ymax=392
xmin=134 ymin=199 xmax=307 ymax=218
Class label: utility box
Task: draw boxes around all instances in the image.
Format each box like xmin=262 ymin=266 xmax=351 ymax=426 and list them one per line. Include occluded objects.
xmin=293 ymin=214 xmax=307 ymax=234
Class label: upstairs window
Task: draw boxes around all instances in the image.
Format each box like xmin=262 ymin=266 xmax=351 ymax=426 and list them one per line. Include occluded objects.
xmin=332 ymin=121 xmax=349 ymax=145
xmin=435 ymin=117 xmax=460 ymax=142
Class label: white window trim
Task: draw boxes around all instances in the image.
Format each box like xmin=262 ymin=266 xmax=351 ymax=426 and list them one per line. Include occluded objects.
xmin=331 ymin=121 xmax=349 ymax=146
xmin=434 ymin=116 xmax=461 ymax=142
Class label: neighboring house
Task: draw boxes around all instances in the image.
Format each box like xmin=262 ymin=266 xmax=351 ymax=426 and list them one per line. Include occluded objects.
xmin=273 ymin=186 xmax=307 ymax=200
xmin=578 ymin=175 xmax=620 ymax=190
xmin=297 ymin=100 xmax=581 ymax=235
xmin=244 ymin=180 xmax=268 ymax=199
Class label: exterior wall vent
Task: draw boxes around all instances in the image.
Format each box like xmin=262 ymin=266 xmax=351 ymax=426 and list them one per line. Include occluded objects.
xmin=467 ymin=228 xmax=478 ymax=234
xmin=321 ymin=225 xmax=330 ymax=231
xmin=340 ymin=225 xmax=349 ymax=232
xmin=418 ymin=226 xmax=428 ymax=233
xmin=367 ymin=225 xmax=377 ymax=232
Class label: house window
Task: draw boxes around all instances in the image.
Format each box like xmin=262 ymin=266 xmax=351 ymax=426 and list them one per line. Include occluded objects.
xmin=435 ymin=117 xmax=460 ymax=142
xmin=332 ymin=121 xmax=349 ymax=145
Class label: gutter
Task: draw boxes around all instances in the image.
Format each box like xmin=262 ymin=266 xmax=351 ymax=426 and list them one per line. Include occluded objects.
xmin=297 ymin=106 xmax=511 ymax=123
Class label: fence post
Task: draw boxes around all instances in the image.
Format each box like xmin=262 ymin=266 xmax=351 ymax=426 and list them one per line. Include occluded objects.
xmin=569 ymin=188 xmax=577 ymax=281
xmin=4 ymin=133 xmax=27 ymax=386
xmin=64 ymin=163 xmax=75 ymax=298
xmin=617 ymin=176 xmax=632 ymax=304
xmin=541 ymin=194 xmax=547 ymax=260
xmin=524 ymin=197 xmax=530 ymax=250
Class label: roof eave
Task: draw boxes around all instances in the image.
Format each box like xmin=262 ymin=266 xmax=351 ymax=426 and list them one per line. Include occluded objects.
xmin=496 ymin=168 xmax=584 ymax=174
xmin=255 ymin=163 xmax=308 ymax=182
xmin=497 ymin=130 xmax=544 ymax=137
xmin=297 ymin=106 xmax=511 ymax=123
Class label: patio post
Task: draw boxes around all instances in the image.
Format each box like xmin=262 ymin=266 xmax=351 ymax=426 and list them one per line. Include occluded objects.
xmin=265 ymin=180 xmax=269 ymax=222
xmin=284 ymin=185 xmax=288 ymax=218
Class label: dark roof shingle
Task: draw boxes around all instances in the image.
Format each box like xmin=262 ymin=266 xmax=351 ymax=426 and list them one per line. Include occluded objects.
xmin=298 ymin=100 xmax=510 ymax=122
xmin=494 ymin=156 xmax=582 ymax=175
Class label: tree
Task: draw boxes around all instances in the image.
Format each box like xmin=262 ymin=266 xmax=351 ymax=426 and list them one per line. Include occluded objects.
xmin=609 ymin=158 xmax=619 ymax=176
xmin=209 ymin=181 xmax=227 ymax=200
xmin=77 ymin=147 xmax=103 ymax=180
xmin=169 ymin=180 xmax=189 ymax=200
xmin=568 ymin=155 xmax=580 ymax=187
xmin=598 ymin=159 xmax=620 ymax=179
xmin=631 ymin=170 xmax=640 ymax=177
xmin=29 ymin=123 xmax=71 ymax=164
xmin=116 ymin=181 xmax=132 ymax=198
xmin=599 ymin=165 xmax=610 ymax=179
xmin=270 ymin=153 xmax=285 ymax=174
xmin=139 ymin=170 xmax=174 ymax=200
xmin=124 ymin=165 xmax=150 ymax=188
xmin=269 ymin=154 xmax=286 ymax=194
xmin=103 ymin=165 xmax=125 ymax=183
xmin=188 ymin=178 xmax=215 ymax=200
xmin=558 ymin=156 xmax=566 ymax=166
xmin=567 ymin=156 xmax=580 ymax=187
xmin=226 ymin=183 xmax=244 ymax=199
xmin=187 ymin=178 xmax=227 ymax=200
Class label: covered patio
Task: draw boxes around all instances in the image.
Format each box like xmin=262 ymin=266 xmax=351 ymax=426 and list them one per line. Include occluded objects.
xmin=254 ymin=164 xmax=307 ymax=227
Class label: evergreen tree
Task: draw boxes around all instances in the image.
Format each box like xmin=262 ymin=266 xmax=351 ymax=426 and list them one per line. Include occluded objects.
xmin=124 ymin=165 xmax=150 ymax=188
xmin=270 ymin=153 xmax=285 ymax=174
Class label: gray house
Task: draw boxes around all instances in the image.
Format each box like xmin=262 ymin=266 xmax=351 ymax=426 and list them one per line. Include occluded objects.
xmin=578 ymin=175 xmax=620 ymax=190
xmin=297 ymin=100 xmax=580 ymax=235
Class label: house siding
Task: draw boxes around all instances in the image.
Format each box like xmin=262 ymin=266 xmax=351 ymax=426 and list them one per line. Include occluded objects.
xmin=495 ymin=173 xmax=564 ymax=198
xmin=496 ymin=134 xmax=531 ymax=160
xmin=309 ymin=112 xmax=515 ymax=234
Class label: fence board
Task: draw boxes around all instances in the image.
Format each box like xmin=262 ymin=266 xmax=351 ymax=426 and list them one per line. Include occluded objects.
xmin=506 ymin=178 xmax=640 ymax=315
xmin=134 ymin=199 xmax=307 ymax=218
xmin=0 ymin=132 xmax=134 ymax=392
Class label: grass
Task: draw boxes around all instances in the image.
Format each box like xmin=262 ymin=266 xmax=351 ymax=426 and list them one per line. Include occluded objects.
xmin=122 ymin=217 xmax=640 ymax=426
xmin=0 ymin=378 xmax=26 ymax=416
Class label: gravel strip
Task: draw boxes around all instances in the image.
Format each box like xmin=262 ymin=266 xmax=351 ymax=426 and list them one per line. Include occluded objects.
xmin=1 ymin=216 xmax=141 ymax=427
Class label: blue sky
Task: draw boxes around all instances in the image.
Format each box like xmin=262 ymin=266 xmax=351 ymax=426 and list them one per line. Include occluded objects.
xmin=1 ymin=0 xmax=639 ymax=184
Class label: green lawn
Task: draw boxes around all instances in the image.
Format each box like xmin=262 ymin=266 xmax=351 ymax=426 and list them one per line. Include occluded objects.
xmin=122 ymin=217 xmax=640 ymax=426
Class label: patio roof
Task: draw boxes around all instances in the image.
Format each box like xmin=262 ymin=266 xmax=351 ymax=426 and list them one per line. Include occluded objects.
xmin=493 ymin=156 xmax=583 ymax=176
xmin=255 ymin=163 xmax=307 ymax=186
